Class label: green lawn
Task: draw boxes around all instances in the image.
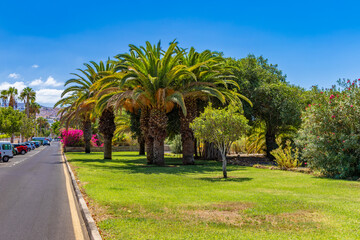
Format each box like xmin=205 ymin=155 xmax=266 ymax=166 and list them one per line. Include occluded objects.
xmin=66 ymin=152 xmax=360 ymax=240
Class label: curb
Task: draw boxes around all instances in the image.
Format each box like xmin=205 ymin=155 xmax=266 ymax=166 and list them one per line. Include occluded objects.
xmin=62 ymin=150 xmax=102 ymax=240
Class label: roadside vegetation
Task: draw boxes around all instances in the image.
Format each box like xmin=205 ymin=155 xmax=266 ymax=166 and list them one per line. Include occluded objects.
xmin=57 ymin=40 xmax=360 ymax=239
xmin=66 ymin=152 xmax=360 ymax=240
xmin=0 ymin=87 xmax=57 ymax=142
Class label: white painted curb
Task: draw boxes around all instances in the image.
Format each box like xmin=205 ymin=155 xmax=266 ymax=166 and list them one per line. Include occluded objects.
xmin=62 ymin=149 xmax=102 ymax=240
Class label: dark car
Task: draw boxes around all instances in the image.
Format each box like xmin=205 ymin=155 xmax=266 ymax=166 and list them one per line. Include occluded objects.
xmin=43 ymin=140 xmax=50 ymax=146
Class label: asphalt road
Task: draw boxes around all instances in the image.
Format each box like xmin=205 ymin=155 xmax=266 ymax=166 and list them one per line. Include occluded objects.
xmin=0 ymin=142 xmax=89 ymax=240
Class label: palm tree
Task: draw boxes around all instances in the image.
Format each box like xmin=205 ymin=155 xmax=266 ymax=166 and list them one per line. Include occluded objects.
xmin=87 ymin=60 xmax=117 ymax=159
xmin=7 ymin=87 xmax=18 ymax=109
xmin=19 ymin=87 xmax=36 ymax=118
xmin=29 ymin=102 xmax=41 ymax=118
xmin=0 ymin=90 xmax=8 ymax=107
xmin=96 ymin=41 xmax=192 ymax=165
xmin=176 ymin=48 xmax=250 ymax=164
xmin=55 ymin=62 xmax=102 ymax=154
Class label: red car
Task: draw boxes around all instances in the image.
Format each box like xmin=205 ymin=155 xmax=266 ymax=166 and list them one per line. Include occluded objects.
xmin=13 ymin=144 xmax=28 ymax=155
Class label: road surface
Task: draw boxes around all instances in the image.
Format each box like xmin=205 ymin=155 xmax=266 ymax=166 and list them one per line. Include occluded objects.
xmin=0 ymin=142 xmax=89 ymax=240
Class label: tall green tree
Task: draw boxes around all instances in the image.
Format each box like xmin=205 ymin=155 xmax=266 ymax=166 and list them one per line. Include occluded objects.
xmin=0 ymin=107 xmax=24 ymax=142
xmin=252 ymin=83 xmax=305 ymax=157
xmin=228 ymin=55 xmax=303 ymax=159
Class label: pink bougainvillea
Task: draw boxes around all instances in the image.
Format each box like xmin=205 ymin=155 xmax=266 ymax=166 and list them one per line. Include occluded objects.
xmin=91 ymin=134 xmax=104 ymax=147
xmin=60 ymin=128 xmax=84 ymax=147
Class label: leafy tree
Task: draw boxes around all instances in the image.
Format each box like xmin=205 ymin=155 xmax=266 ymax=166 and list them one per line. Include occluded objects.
xmin=0 ymin=107 xmax=24 ymax=142
xmin=51 ymin=120 xmax=61 ymax=136
xmin=20 ymin=116 xmax=35 ymax=141
xmin=191 ymin=104 xmax=250 ymax=178
xmin=252 ymin=83 xmax=304 ymax=158
xmin=228 ymin=55 xmax=304 ymax=159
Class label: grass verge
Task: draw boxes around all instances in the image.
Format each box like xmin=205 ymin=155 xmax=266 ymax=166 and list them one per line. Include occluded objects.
xmin=66 ymin=152 xmax=360 ymax=240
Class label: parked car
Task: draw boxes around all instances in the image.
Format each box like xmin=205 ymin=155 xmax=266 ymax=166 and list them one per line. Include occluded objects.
xmin=13 ymin=144 xmax=28 ymax=155
xmin=32 ymin=137 xmax=46 ymax=145
xmin=26 ymin=142 xmax=36 ymax=150
xmin=21 ymin=143 xmax=33 ymax=151
xmin=43 ymin=140 xmax=50 ymax=146
xmin=12 ymin=146 xmax=18 ymax=155
xmin=0 ymin=141 xmax=14 ymax=162
xmin=30 ymin=141 xmax=40 ymax=148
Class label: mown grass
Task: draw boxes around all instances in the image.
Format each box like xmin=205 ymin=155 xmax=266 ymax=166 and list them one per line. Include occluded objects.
xmin=66 ymin=152 xmax=360 ymax=240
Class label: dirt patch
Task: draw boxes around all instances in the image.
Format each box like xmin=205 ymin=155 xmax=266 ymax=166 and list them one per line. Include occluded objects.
xmin=183 ymin=203 xmax=323 ymax=230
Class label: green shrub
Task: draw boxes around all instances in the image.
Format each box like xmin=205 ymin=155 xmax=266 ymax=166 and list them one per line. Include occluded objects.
xmin=0 ymin=134 xmax=10 ymax=139
xmin=271 ymin=140 xmax=300 ymax=169
xmin=170 ymin=135 xmax=182 ymax=154
xmin=296 ymin=80 xmax=360 ymax=179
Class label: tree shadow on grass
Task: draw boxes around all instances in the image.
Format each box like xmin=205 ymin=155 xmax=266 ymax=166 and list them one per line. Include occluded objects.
xmin=197 ymin=177 xmax=253 ymax=182
xmin=68 ymin=155 xmax=248 ymax=175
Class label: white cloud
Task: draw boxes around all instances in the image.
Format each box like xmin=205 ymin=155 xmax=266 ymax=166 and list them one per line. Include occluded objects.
xmin=29 ymin=78 xmax=43 ymax=87
xmin=32 ymin=64 xmax=39 ymax=68
xmin=35 ymin=89 xmax=64 ymax=105
xmin=0 ymin=81 xmax=27 ymax=92
xmin=8 ymin=73 xmax=20 ymax=79
xmin=29 ymin=76 xmax=63 ymax=87
xmin=44 ymin=76 xmax=62 ymax=87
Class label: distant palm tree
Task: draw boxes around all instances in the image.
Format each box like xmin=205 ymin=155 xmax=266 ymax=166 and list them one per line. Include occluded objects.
xmin=0 ymin=90 xmax=8 ymax=107
xmin=7 ymin=87 xmax=18 ymax=109
xmin=19 ymin=87 xmax=36 ymax=118
xmin=29 ymin=102 xmax=41 ymax=118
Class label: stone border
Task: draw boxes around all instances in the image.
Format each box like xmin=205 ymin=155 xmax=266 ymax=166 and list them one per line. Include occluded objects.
xmin=62 ymin=150 xmax=102 ymax=240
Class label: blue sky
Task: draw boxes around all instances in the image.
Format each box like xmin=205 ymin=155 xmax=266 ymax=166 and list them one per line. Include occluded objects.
xmin=1 ymin=0 xmax=360 ymax=106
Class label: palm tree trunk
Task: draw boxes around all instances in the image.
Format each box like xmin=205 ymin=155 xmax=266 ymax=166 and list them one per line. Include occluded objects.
xmin=140 ymin=108 xmax=154 ymax=164
xmin=148 ymin=109 xmax=167 ymax=166
xmin=104 ymin=137 xmax=112 ymax=159
xmin=145 ymin=136 xmax=154 ymax=164
xmin=83 ymin=119 xmax=92 ymax=154
xmin=26 ymin=99 xmax=30 ymax=118
xmin=153 ymin=137 xmax=165 ymax=165
xmin=99 ymin=108 xmax=116 ymax=160
xmin=265 ymin=127 xmax=278 ymax=160
xmin=180 ymin=98 xmax=197 ymax=165
xmin=138 ymin=136 xmax=145 ymax=155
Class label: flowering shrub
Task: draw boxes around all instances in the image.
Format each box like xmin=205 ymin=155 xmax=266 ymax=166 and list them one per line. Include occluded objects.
xmin=296 ymin=79 xmax=360 ymax=179
xmin=91 ymin=134 xmax=103 ymax=147
xmin=60 ymin=128 xmax=84 ymax=147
